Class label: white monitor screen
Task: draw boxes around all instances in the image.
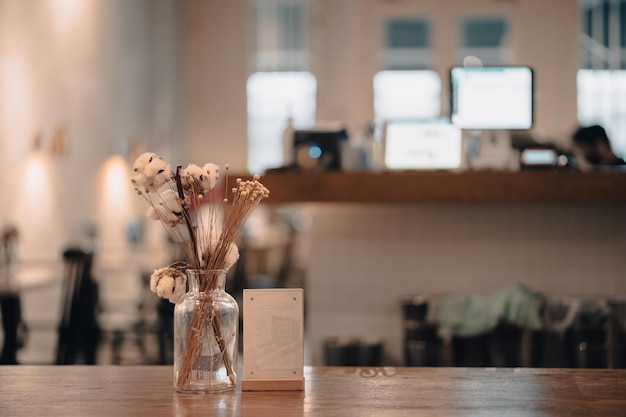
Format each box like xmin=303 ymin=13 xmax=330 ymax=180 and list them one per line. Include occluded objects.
xmin=450 ymin=66 xmax=534 ymax=130
xmin=384 ymin=121 xmax=462 ymax=170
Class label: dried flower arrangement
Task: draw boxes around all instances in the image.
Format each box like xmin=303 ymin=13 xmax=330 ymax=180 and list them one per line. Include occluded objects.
xmin=131 ymin=152 xmax=269 ymax=389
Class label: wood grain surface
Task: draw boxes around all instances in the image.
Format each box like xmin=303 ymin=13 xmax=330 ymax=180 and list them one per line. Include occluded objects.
xmin=256 ymin=170 xmax=626 ymax=204
xmin=0 ymin=366 xmax=625 ymax=416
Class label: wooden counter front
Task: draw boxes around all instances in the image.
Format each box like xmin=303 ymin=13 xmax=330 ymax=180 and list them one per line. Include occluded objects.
xmin=257 ymin=170 xmax=626 ymax=204
xmin=1 ymin=366 xmax=625 ymax=416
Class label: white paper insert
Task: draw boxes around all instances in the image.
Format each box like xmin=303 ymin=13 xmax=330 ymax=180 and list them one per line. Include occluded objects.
xmin=243 ymin=288 xmax=304 ymax=380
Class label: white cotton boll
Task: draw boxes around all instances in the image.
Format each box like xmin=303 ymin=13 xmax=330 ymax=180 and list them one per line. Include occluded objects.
xmin=167 ymin=274 xmax=187 ymax=303
xmin=223 ymin=242 xmax=240 ymax=272
xmin=204 ymin=238 xmax=239 ymax=271
xmin=149 ymin=271 xmax=159 ymax=293
xmin=161 ymin=188 xmax=182 ymax=211
xmin=183 ymin=163 xmax=204 ymax=178
xmin=150 ymin=188 xmax=183 ymax=226
xmin=131 ymin=152 xmax=173 ymax=189
xmin=156 ymin=275 xmax=185 ymax=303
xmin=182 ymin=163 xmax=208 ymax=194
xmin=131 ymin=172 xmax=148 ymax=189
xmin=202 ymin=163 xmax=220 ymax=190
xmin=155 ymin=276 xmax=176 ymax=299
xmin=150 ymin=267 xmax=187 ymax=303
xmin=145 ymin=159 xmax=172 ymax=188
xmin=146 ymin=206 xmax=159 ymax=221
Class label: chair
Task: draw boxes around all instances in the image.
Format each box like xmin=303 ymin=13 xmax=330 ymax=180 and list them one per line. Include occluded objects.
xmin=55 ymin=248 xmax=100 ymax=365
xmin=0 ymin=291 xmax=27 ymax=364
xmin=97 ymin=269 xmax=162 ymax=365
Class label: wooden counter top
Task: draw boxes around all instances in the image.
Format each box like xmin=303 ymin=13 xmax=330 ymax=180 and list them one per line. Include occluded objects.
xmin=257 ymin=170 xmax=626 ymax=204
xmin=1 ymin=366 xmax=625 ymax=416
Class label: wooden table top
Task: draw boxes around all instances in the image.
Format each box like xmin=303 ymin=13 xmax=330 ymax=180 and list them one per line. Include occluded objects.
xmin=1 ymin=366 xmax=625 ymax=416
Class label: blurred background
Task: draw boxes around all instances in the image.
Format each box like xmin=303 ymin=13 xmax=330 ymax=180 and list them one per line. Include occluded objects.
xmin=0 ymin=0 xmax=625 ymax=368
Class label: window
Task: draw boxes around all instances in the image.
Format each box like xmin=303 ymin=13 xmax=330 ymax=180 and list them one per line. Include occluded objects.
xmin=247 ymin=72 xmax=316 ymax=174
xmin=373 ymin=71 xmax=441 ymax=122
xmin=374 ymin=18 xmax=441 ymax=123
xmin=247 ymin=0 xmax=317 ymax=174
xmin=577 ymin=70 xmax=626 ymax=158
xmin=252 ymin=0 xmax=307 ymax=71
xmin=459 ymin=18 xmax=509 ymax=65
xmin=577 ymin=0 xmax=626 ymax=158
xmin=383 ymin=19 xmax=431 ymax=70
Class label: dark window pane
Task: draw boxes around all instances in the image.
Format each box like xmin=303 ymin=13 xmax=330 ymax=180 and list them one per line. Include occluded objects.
xmin=279 ymin=4 xmax=304 ymax=50
xmin=462 ymin=19 xmax=507 ymax=48
xmin=619 ymin=1 xmax=626 ymax=48
xmin=387 ymin=20 xmax=429 ymax=48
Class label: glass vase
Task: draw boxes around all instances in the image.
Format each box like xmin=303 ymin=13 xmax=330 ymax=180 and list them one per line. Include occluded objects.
xmin=174 ymin=269 xmax=239 ymax=393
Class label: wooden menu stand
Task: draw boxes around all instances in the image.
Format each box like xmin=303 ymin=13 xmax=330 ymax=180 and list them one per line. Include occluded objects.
xmin=241 ymin=378 xmax=304 ymax=391
xmin=242 ymin=288 xmax=305 ymax=392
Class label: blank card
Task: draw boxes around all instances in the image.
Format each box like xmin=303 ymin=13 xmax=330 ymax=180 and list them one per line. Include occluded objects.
xmin=242 ymin=288 xmax=304 ymax=391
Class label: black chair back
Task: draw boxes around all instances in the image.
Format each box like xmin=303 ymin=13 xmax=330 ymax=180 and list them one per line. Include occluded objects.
xmin=55 ymin=248 xmax=100 ymax=365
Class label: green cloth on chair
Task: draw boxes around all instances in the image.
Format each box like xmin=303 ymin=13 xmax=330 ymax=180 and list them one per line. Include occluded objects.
xmin=433 ymin=285 xmax=543 ymax=338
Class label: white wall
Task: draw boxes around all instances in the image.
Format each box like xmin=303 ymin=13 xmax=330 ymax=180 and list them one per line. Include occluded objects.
xmin=0 ymin=0 xmax=180 ymax=364
xmin=0 ymin=0 xmax=179 ymax=265
xmin=179 ymin=0 xmax=250 ymax=172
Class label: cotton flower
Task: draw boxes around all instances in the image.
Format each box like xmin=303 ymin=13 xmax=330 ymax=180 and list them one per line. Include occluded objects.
xmin=181 ymin=163 xmax=207 ymax=195
xmin=150 ymin=267 xmax=187 ymax=303
xmin=219 ymin=241 xmax=240 ymax=272
xmin=132 ymin=152 xmax=268 ymax=293
xmin=181 ymin=162 xmax=221 ymax=196
xmin=131 ymin=152 xmax=173 ymax=190
xmin=202 ymin=239 xmax=239 ymax=272
xmin=146 ymin=188 xmax=183 ymax=226
xmin=223 ymin=242 xmax=239 ymax=271
xmin=203 ymin=163 xmax=220 ymax=190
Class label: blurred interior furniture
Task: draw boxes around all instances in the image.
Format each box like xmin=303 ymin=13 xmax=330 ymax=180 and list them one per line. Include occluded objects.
xmin=0 ymin=224 xmax=26 ymax=364
xmin=402 ymin=295 xmax=446 ymax=367
xmin=98 ymin=269 xmax=169 ymax=365
xmin=401 ymin=293 xmax=626 ymax=369
xmin=535 ymin=297 xmax=620 ymax=369
xmin=55 ymin=248 xmax=100 ymax=365
xmin=231 ymin=208 xmax=304 ymax=292
xmin=228 ymin=207 xmax=308 ymax=300
xmin=0 ymin=290 xmax=27 ymax=364
xmin=155 ymin=298 xmax=175 ymax=365
xmin=323 ymin=337 xmax=383 ymax=366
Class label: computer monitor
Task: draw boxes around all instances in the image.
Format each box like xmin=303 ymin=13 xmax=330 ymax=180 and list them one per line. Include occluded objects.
xmin=383 ymin=120 xmax=462 ymax=170
xmin=450 ymin=66 xmax=534 ymax=130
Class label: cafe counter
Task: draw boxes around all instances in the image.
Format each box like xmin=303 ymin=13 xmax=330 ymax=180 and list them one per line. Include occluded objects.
xmin=0 ymin=366 xmax=625 ymax=416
